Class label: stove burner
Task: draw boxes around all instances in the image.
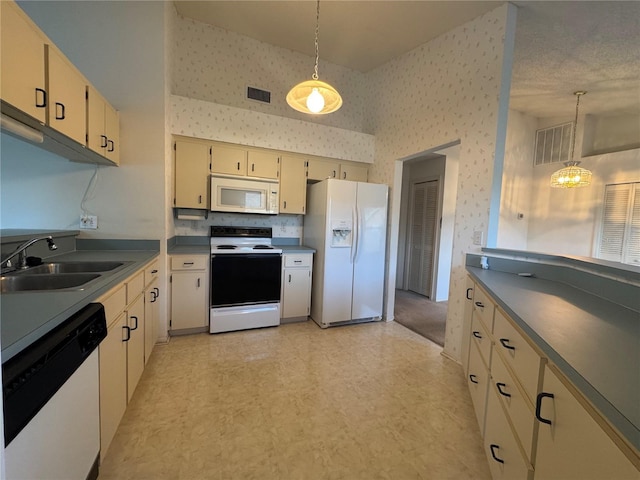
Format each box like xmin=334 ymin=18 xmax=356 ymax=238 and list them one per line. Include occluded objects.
xmin=253 ymin=245 xmax=274 ymax=250
xmin=216 ymin=245 xmax=237 ymax=250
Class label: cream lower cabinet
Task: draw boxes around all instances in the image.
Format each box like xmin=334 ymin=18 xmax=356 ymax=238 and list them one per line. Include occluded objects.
xmin=143 ymin=259 xmax=159 ymax=364
xmin=465 ymin=277 xmax=639 ymax=480
xmin=125 ymin=271 xmax=145 ymax=402
xmin=98 ymin=258 xmax=157 ymax=460
xmin=462 ymin=276 xmax=476 ymax=376
xmin=281 ymin=253 xmax=313 ymax=322
xmin=534 ymin=365 xmax=639 ymax=480
xmin=98 ymin=284 xmax=127 ymax=462
xmin=170 ymin=255 xmax=209 ymax=333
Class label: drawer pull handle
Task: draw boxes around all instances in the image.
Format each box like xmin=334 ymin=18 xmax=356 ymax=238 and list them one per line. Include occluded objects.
xmin=496 ymin=382 xmax=511 ymax=398
xmin=197 ymin=278 xmax=201 ymax=288
xmin=472 ymin=331 xmax=482 ymax=339
xmin=475 ymin=301 xmax=484 ymax=308
xmin=183 ymin=262 xmax=194 ymax=266
xmin=130 ymin=316 xmax=139 ymax=331
xmin=500 ymin=338 xmax=515 ymax=351
xmin=294 ymin=260 xmax=302 ymax=263
xmin=466 ymin=288 xmax=473 ymax=300
xmin=489 ymin=444 xmax=504 ymax=464
xmin=536 ymin=392 xmax=554 ymax=425
xmin=469 ymin=374 xmax=478 ymax=384
xmin=122 ymin=326 xmax=131 ymax=342
xmin=151 ymin=270 xmax=158 ymax=274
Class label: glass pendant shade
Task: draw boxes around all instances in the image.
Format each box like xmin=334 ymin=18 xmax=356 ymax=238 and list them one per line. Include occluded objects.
xmin=550 ymin=161 xmax=592 ymax=188
xmin=286 ymin=79 xmax=342 ymax=115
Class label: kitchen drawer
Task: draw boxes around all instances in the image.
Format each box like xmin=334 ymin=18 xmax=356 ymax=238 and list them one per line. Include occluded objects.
xmin=284 ymin=254 xmax=312 ymax=268
xmin=472 ymin=285 xmax=495 ymax=332
xmin=126 ymin=270 xmax=144 ymax=304
xmin=467 ymin=340 xmax=490 ymax=437
xmin=493 ymin=308 xmax=543 ymax=404
xmin=471 ymin=313 xmax=492 ymax=368
xmin=491 ymin=349 xmax=537 ymax=462
xmin=171 ymin=255 xmax=208 ymax=271
xmin=144 ymin=259 xmax=159 ymax=286
xmin=484 ymin=387 xmax=534 ymax=480
xmin=98 ymin=284 xmax=126 ymax=328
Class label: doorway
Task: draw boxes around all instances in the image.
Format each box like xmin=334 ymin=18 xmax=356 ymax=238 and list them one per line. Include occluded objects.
xmin=388 ymin=143 xmax=460 ymax=349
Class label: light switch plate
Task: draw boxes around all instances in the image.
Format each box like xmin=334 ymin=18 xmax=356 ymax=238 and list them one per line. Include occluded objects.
xmin=473 ymin=230 xmax=483 ymax=246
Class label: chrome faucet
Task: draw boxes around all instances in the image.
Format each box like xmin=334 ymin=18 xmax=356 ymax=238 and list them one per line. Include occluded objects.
xmin=1 ymin=236 xmax=58 ymax=272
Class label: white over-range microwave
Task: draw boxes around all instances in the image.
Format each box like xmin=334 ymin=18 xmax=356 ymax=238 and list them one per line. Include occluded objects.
xmin=210 ymin=175 xmax=279 ymax=215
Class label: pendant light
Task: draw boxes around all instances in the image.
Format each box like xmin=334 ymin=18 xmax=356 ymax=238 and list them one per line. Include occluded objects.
xmin=550 ymin=91 xmax=592 ymax=188
xmin=286 ymin=0 xmax=342 ymax=115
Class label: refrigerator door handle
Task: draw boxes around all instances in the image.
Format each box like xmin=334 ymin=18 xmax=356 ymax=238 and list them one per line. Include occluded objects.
xmin=354 ymin=205 xmax=363 ymax=262
xmin=350 ymin=206 xmax=358 ymax=264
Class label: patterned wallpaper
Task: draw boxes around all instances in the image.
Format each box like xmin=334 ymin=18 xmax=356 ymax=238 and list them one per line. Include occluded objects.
xmin=169 ymin=3 xmax=516 ymax=363
xmin=367 ymin=4 xmax=515 ymax=361
xmin=170 ymin=95 xmax=375 ymax=163
xmin=172 ymin=12 xmax=368 ymax=133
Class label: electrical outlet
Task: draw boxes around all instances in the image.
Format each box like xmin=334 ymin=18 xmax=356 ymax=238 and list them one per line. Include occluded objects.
xmin=80 ymin=214 xmax=98 ymax=230
xmin=473 ymin=230 xmax=483 ymax=246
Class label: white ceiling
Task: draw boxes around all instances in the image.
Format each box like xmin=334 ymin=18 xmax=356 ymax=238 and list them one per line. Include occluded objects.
xmin=174 ymin=1 xmax=640 ymax=118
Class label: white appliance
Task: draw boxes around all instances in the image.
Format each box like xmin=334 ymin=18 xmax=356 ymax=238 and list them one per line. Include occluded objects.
xmin=303 ymin=179 xmax=388 ymax=327
xmin=210 ymin=175 xmax=279 ymax=215
xmin=210 ymin=226 xmax=282 ymax=333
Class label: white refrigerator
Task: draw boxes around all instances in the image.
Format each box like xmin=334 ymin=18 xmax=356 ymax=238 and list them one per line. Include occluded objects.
xmin=303 ymin=179 xmax=388 ymax=327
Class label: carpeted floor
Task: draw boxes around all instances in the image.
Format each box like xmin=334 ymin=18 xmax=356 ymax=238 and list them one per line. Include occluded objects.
xmin=394 ymin=289 xmax=447 ymax=347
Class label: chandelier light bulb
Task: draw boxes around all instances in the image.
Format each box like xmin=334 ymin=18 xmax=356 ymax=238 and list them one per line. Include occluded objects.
xmin=306 ymin=88 xmax=325 ymax=113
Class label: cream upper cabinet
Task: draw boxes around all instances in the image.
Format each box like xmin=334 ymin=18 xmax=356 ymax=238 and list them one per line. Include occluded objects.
xmin=174 ymin=139 xmax=210 ymax=209
xmin=212 ymin=144 xmax=247 ymax=176
xmin=339 ymin=163 xmax=368 ymax=182
xmin=46 ymin=45 xmax=87 ymax=145
xmin=307 ymin=158 xmax=339 ymax=181
xmin=248 ymin=150 xmax=279 ymax=180
xmin=534 ymin=365 xmax=639 ymax=480
xmin=1 ymin=1 xmax=47 ymax=122
xmin=280 ymin=155 xmax=307 ymax=214
xmin=87 ymin=85 xmax=120 ymax=165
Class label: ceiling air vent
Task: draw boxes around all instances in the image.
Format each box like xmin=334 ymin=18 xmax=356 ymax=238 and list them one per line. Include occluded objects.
xmin=534 ymin=122 xmax=573 ymax=166
xmin=247 ymin=86 xmax=271 ymax=104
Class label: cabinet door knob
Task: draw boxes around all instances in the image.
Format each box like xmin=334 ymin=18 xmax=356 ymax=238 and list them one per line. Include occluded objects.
xmin=151 ymin=270 xmax=158 ymax=274
xmin=472 ymin=331 xmax=482 ymax=339
xmin=237 ymin=162 xmax=241 ymax=170
xmin=197 ymin=278 xmax=201 ymax=288
xmin=130 ymin=316 xmax=139 ymax=331
xmin=251 ymin=164 xmax=255 ymax=172
xmin=496 ymin=382 xmax=511 ymax=398
xmin=198 ymin=195 xmax=203 ymax=204
xmin=536 ymin=392 xmax=554 ymax=425
xmin=100 ymin=135 xmax=108 ymax=148
xmin=469 ymin=374 xmax=478 ymax=384
xmin=500 ymin=338 xmax=516 ymax=351
xmin=466 ymin=288 xmax=473 ymax=300
xmin=107 ymin=140 xmax=115 ymax=152
xmin=288 ymin=274 xmax=292 ymax=283
xmin=489 ymin=444 xmax=504 ymax=464
xmin=343 ymin=171 xmax=347 ymax=179
xmin=474 ymin=301 xmax=484 ymax=308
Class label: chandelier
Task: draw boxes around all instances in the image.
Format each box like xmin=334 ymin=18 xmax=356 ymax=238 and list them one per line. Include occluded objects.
xmin=550 ymin=91 xmax=592 ymax=188
xmin=286 ymin=0 xmax=342 ymax=115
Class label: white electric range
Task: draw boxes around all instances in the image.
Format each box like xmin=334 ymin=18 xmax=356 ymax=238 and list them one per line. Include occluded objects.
xmin=209 ymin=226 xmax=283 ymax=333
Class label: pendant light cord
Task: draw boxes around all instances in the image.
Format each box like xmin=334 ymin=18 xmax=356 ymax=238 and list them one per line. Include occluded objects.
xmin=312 ymin=0 xmax=320 ymax=80
xmin=570 ymin=91 xmax=586 ymax=164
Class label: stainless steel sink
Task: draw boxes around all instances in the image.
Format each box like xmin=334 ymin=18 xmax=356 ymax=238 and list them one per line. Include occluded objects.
xmin=25 ymin=261 xmax=126 ymax=274
xmin=0 ymin=273 xmax=101 ymax=293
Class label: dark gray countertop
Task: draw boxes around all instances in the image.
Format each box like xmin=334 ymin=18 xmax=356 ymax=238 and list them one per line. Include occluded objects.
xmin=1 ymin=249 xmax=159 ymax=362
xmin=467 ymin=265 xmax=640 ymax=451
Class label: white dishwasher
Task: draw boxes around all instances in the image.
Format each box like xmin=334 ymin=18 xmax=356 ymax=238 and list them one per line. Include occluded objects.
xmin=3 ymin=303 xmax=107 ymax=480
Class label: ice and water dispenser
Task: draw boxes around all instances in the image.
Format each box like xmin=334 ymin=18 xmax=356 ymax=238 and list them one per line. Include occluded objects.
xmin=331 ymin=220 xmax=352 ymax=247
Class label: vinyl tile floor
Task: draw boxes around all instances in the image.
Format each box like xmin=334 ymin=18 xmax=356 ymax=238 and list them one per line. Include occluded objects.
xmin=98 ymin=320 xmax=491 ymax=480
